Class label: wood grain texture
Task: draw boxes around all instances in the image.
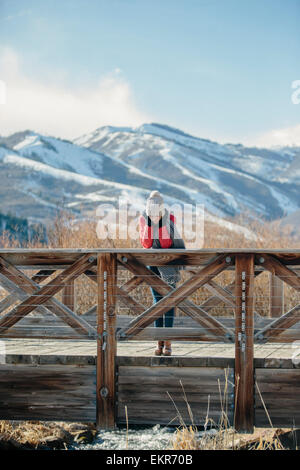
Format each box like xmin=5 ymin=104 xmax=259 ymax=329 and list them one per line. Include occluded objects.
xmin=269 ymin=273 xmax=284 ymax=318
xmin=254 ymin=255 xmax=300 ymax=340
xmin=255 ymin=369 xmax=300 ymax=427
xmin=1 ymin=248 xmax=300 ymax=270
xmin=0 ymin=364 xmax=96 ymax=421
xmin=0 ymin=255 xmax=96 ymax=337
xmin=234 ymin=254 xmax=255 ymax=433
xmin=96 ymin=253 xmax=117 ymax=429
xmin=117 ymin=366 xmax=234 ymax=426
xmin=62 ymin=278 xmax=76 ymax=312
xmin=117 ymin=254 xmax=235 ymax=342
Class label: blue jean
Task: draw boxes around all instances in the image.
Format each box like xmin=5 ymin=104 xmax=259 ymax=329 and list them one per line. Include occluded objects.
xmin=148 ymin=265 xmax=176 ymax=328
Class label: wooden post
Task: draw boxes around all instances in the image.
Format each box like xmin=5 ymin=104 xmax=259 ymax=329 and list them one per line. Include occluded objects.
xmin=62 ymin=279 xmax=76 ymax=312
xmin=269 ymin=272 xmax=284 ymax=317
xmin=96 ymin=253 xmax=117 ymax=429
xmin=234 ymin=254 xmax=255 ymax=433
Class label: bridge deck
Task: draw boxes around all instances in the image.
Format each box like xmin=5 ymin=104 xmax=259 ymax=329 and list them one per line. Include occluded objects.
xmin=0 ymin=338 xmax=294 ymax=360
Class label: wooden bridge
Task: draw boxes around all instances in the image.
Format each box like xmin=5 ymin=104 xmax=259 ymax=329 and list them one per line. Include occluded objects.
xmin=0 ymin=248 xmax=300 ymax=433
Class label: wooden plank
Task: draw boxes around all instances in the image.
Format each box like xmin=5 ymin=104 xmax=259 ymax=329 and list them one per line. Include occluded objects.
xmin=2 ymin=320 xmax=300 ymax=343
xmin=1 ymin=249 xmax=300 ymax=274
xmin=269 ymin=273 xmax=284 ymax=318
xmin=0 ymin=254 xmax=96 ymax=337
xmin=117 ymin=366 xmax=233 ymax=426
xmin=62 ymin=279 xmax=76 ymax=312
xmin=120 ymin=275 xmax=143 ymax=293
xmin=133 ymin=327 xmax=222 ymax=341
xmin=234 ymin=254 xmax=255 ymax=433
xmin=0 ymin=364 xmax=96 ymax=421
xmin=117 ymin=254 xmax=235 ymax=342
xmin=255 ymin=368 xmax=300 ymax=427
xmin=96 ymin=253 xmax=117 ymax=429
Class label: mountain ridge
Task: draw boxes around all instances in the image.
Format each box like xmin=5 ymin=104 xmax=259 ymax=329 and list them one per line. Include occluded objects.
xmin=1 ymin=122 xmax=299 ymax=242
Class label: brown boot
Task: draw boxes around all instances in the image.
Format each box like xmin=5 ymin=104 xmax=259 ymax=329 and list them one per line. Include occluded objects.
xmin=163 ymin=341 xmax=172 ymax=356
xmin=154 ymin=341 xmax=164 ymax=356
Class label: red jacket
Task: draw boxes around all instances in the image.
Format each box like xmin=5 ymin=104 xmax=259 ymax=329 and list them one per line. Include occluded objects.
xmin=139 ymin=211 xmax=176 ymax=249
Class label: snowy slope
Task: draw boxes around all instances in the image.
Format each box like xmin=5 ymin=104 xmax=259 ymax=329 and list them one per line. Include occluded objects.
xmin=0 ymin=140 xmax=259 ymax=242
xmin=2 ymin=122 xmax=300 ymax=241
xmin=74 ymin=123 xmax=300 ymax=220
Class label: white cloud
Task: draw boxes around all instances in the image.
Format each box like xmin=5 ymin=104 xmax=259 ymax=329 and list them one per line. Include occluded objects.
xmin=241 ymin=123 xmax=300 ymax=148
xmin=0 ymin=47 xmax=151 ymax=139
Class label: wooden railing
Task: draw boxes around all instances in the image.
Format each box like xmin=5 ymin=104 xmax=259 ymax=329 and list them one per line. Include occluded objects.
xmin=1 ymin=248 xmax=300 ymax=432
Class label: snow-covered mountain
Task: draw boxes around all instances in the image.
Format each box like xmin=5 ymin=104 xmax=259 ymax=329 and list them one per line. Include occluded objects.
xmin=74 ymin=123 xmax=300 ymax=221
xmin=0 ymin=122 xmax=299 ymax=242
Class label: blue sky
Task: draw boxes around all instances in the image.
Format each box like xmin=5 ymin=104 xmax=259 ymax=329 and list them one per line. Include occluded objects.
xmin=0 ymin=0 xmax=299 ymax=146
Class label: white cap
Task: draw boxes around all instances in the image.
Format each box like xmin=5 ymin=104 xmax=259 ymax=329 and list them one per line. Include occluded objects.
xmin=146 ymin=190 xmax=165 ymax=217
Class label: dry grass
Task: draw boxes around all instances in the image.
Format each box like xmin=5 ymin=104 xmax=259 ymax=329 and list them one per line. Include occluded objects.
xmin=0 ymin=420 xmax=96 ymax=448
xmin=169 ymin=369 xmax=288 ymax=450
xmin=169 ymin=368 xmax=237 ymax=450
xmin=0 ymin=206 xmax=297 ymax=318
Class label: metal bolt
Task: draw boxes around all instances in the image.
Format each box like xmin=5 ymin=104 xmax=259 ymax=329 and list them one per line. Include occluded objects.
xmin=259 ymin=257 xmax=265 ymax=264
xmin=88 ymin=256 xmax=95 ymax=263
xmin=100 ymin=387 xmax=108 ymax=398
xmin=121 ymin=256 xmax=128 ymax=263
xmin=225 ymin=256 xmax=231 ymax=263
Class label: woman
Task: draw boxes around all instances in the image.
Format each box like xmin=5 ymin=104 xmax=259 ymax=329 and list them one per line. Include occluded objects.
xmin=139 ymin=190 xmax=185 ymax=356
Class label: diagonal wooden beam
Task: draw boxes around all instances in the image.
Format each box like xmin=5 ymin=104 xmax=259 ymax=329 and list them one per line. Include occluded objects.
xmin=0 ymin=269 xmax=54 ymax=314
xmin=0 ymin=271 xmax=54 ymax=319
xmin=120 ymin=275 xmax=143 ymax=293
xmin=255 ymin=254 xmax=300 ymax=341
xmin=116 ymin=285 xmax=145 ymax=316
xmin=258 ymin=253 xmax=300 ymax=291
xmin=83 ymin=271 xmax=145 ymax=317
xmin=86 ymin=265 xmax=264 ymax=339
xmin=255 ymin=302 xmax=300 ymax=342
xmin=0 ymin=254 xmax=97 ymax=336
xmin=0 ymin=261 xmax=96 ymax=338
xmin=117 ymin=254 xmax=235 ymax=341
xmin=88 ymin=266 xmax=143 ymax=294
xmin=204 ymin=279 xmax=235 ymax=308
xmin=201 ymin=270 xmax=263 ymax=311
xmin=116 ymin=255 xmax=235 ymax=341
xmin=85 ymin=268 xmax=234 ymax=341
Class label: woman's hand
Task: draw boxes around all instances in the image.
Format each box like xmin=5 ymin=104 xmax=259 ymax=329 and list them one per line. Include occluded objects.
xmin=149 ymin=215 xmax=161 ymax=225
